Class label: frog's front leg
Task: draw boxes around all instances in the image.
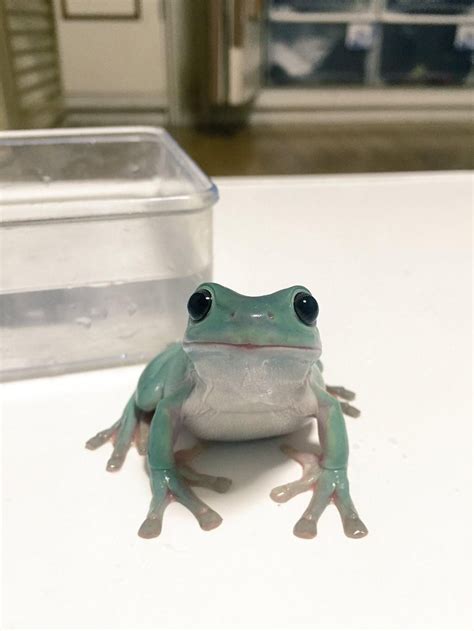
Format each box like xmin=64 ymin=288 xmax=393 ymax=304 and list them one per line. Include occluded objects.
xmin=271 ymin=378 xmax=368 ymax=539
xmin=85 ymin=343 xmax=181 ymax=470
xmin=138 ymin=388 xmax=230 ymax=539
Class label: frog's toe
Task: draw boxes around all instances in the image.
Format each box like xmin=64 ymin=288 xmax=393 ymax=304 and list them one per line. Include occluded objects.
xmin=85 ymin=420 xmax=120 ymax=450
xmin=197 ymin=508 xmax=223 ymax=531
xmin=212 ymin=476 xmax=232 ymax=493
xmin=326 ymin=385 xmax=356 ymax=401
xmin=271 ymin=444 xmax=320 ymax=503
xmin=340 ymin=402 xmax=361 ymax=418
xmin=270 ymin=484 xmax=291 ymax=502
xmin=138 ymin=513 xmax=165 ymax=539
xmin=342 ymin=516 xmax=368 ymax=539
xmin=138 ymin=490 xmax=173 ymax=539
xmin=166 ymin=472 xmax=225 ymax=531
xmin=270 ymin=478 xmax=314 ymax=503
xmin=106 ymin=452 xmax=126 ymax=472
xmin=192 ymin=473 xmax=231 ymax=494
xmin=333 ymin=486 xmax=368 ymax=539
xmin=85 ymin=434 xmax=107 ymax=450
xmin=88 ymin=398 xmax=138 ymax=470
xmin=293 ymin=517 xmax=317 ymax=539
xmin=135 ymin=418 xmax=150 ymax=455
xmin=177 ymin=460 xmax=232 ymax=494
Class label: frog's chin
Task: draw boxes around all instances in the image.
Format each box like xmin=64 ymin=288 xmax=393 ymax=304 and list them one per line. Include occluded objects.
xmin=183 ymin=340 xmax=320 ymax=354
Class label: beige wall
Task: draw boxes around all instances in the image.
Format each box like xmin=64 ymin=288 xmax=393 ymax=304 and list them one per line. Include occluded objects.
xmin=53 ymin=0 xmax=168 ymax=108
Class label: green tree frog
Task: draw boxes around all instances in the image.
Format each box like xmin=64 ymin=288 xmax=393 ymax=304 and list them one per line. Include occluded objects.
xmin=87 ymin=283 xmax=367 ymax=540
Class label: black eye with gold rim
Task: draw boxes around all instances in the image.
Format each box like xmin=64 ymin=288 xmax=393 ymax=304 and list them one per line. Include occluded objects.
xmin=187 ymin=289 xmax=212 ymax=321
xmin=293 ymin=292 xmax=319 ymax=326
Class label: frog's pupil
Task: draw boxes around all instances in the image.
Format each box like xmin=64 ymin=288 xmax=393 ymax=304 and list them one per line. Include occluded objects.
xmin=188 ymin=289 xmax=212 ymax=321
xmin=293 ymin=292 xmax=318 ymax=326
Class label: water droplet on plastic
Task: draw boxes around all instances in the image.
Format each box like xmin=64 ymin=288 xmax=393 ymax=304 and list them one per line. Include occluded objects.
xmin=27 ymin=309 xmax=44 ymax=320
xmin=90 ymin=306 xmax=108 ymax=318
xmin=75 ymin=316 xmax=92 ymax=328
xmin=118 ymin=330 xmax=137 ymax=340
xmin=127 ymin=303 xmax=138 ymax=316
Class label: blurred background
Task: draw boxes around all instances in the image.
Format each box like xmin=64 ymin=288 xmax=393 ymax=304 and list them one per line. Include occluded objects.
xmin=0 ymin=0 xmax=473 ymax=175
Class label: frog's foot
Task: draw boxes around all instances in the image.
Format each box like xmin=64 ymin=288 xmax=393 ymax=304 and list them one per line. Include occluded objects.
xmin=270 ymin=445 xmax=321 ymax=503
xmin=271 ymin=445 xmax=368 ymax=540
xmin=138 ymin=467 xmax=225 ymax=539
xmin=85 ymin=398 xmax=146 ymax=471
xmin=326 ymin=385 xmax=360 ymax=418
xmin=175 ymin=444 xmax=232 ymax=493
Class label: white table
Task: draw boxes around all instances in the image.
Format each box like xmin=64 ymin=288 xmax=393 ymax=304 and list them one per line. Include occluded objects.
xmin=2 ymin=173 xmax=472 ymax=630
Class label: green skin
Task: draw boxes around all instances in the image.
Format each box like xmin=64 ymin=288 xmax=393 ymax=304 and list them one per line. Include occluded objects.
xmin=87 ymin=283 xmax=367 ymax=540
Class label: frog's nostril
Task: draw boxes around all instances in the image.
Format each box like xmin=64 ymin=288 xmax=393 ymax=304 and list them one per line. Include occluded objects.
xmin=267 ymin=312 xmax=275 ymax=320
xmin=229 ymin=311 xmax=236 ymax=318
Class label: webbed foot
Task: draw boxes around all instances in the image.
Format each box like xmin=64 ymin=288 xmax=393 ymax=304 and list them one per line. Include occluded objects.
xmin=85 ymin=400 xmax=151 ymax=471
xmin=271 ymin=445 xmax=368 ymax=540
xmin=138 ymin=468 xmax=228 ymax=539
xmin=270 ymin=445 xmax=321 ymax=503
xmin=138 ymin=445 xmax=231 ymax=539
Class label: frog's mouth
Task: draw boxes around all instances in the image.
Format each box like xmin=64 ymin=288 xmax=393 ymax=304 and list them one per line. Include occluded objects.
xmin=183 ymin=341 xmax=318 ymax=352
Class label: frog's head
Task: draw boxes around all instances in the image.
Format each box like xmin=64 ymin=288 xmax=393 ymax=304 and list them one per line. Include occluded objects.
xmin=183 ymin=283 xmax=321 ymax=356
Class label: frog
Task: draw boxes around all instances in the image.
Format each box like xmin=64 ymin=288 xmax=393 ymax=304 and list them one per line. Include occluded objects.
xmin=86 ymin=283 xmax=368 ymax=540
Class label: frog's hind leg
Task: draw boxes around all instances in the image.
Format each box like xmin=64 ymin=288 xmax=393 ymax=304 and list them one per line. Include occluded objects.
xmin=175 ymin=444 xmax=232 ymax=493
xmin=85 ymin=397 xmax=139 ymax=471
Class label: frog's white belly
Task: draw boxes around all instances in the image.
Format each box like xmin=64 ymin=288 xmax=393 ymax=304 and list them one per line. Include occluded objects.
xmin=181 ymin=344 xmax=319 ymax=441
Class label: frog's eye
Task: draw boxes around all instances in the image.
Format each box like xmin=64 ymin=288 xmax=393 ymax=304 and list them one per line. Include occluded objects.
xmin=187 ymin=289 xmax=212 ymax=321
xmin=293 ymin=292 xmax=319 ymax=326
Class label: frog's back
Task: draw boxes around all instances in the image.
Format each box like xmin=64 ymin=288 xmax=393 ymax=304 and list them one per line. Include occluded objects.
xmin=181 ymin=344 xmax=319 ymax=440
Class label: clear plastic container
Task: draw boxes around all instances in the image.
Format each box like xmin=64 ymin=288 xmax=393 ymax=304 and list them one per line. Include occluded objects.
xmin=0 ymin=127 xmax=218 ymax=381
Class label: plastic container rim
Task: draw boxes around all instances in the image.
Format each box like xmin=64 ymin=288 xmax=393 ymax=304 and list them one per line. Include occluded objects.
xmin=0 ymin=126 xmax=219 ymax=225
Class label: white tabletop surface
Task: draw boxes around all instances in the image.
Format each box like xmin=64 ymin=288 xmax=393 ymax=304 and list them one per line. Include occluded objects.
xmin=2 ymin=172 xmax=472 ymax=630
